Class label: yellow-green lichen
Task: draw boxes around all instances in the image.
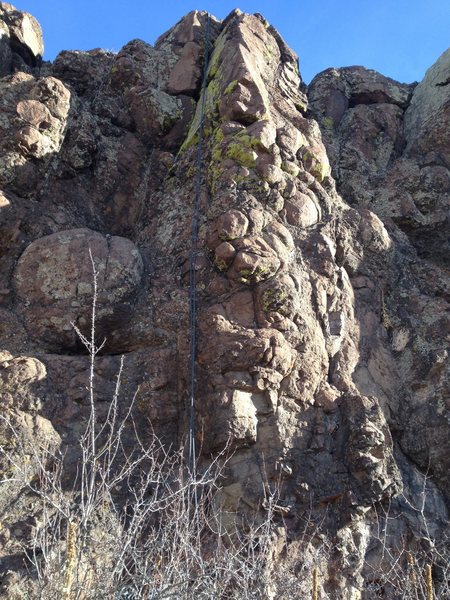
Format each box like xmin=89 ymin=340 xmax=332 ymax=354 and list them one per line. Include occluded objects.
xmin=310 ymin=161 xmax=330 ymax=182
xmin=238 ymin=264 xmax=273 ymax=284
xmin=238 ymin=268 xmax=252 ymax=283
xmin=214 ymin=257 xmax=229 ymax=272
xmin=207 ymin=29 xmax=227 ymax=81
xmin=224 ymin=131 xmax=265 ymax=168
xmin=262 ymin=288 xmax=287 ymax=313
xmin=281 ymin=161 xmax=299 ymax=177
xmin=235 ymin=133 xmax=264 ymax=151
xmin=207 ymin=127 xmax=227 ymax=192
xmin=208 ymin=162 xmax=224 ymax=194
xmin=301 ymin=149 xmax=330 ymax=182
xmin=180 ymin=75 xmax=223 ymax=152
xmin=226 ymin=143 xmax=256 ymax=168
xmin=213 ymin=127 xmax=224 ymax=144
xmin=203 ymin=125 xmax=213 ymax=138
xmin=211 ymin=144 xmax=223 ymax=164
xmin=180 ymin=130 xmax=199 ymax=152
xmin=322 ymin=116 xmax=334 ymax=129
xmin=205 ymin=78 xmax=222 ymax=116
xmin=224 ymin=80 xmax=239 ymax=95
xmin=294 ymin=100 xmax=307 ymax=113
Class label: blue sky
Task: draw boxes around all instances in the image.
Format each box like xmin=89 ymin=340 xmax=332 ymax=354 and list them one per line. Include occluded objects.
xmin=16 ymin=0 xmax=450 ymax=83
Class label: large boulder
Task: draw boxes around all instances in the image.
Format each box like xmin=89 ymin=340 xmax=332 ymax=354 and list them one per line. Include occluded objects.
xmin=14 ymin=228 xmax=144 ymax=352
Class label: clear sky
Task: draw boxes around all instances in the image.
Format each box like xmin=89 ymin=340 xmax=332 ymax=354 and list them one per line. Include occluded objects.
xmin=14 ymin=0 xmax=450 ymax=84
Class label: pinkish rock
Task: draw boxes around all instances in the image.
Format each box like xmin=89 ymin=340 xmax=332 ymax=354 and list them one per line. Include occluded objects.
xmin=284 ymin=191 xmax=321 ymax=227
xmin=0 ymin=5 xmax=449 ymax=597
xmin=166 ymin=41 xmax=202 ymax=95
xmin=214 ymin=241 xmax=236 ymax=270
xmin=216 ymin=209 xmax=249 ymax=240
xmin=14 ymin=228 xmax=143 ymax=351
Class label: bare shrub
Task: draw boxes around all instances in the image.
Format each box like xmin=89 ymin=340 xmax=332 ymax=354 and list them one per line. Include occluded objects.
xmin=0 ymin=251 xmax=326 ymax=599
xmin=364 ymin=477 xmax=450 ymax=600
xmin=4 ymin=252 xmax=446 ymax=598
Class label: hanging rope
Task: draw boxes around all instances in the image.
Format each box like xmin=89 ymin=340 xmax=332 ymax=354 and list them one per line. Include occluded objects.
xmin=188 ymin=13 xmax=212 ymax=475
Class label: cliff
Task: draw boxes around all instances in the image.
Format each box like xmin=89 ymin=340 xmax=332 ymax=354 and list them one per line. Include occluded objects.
xmin=0 ymin=4 xmax=448 ymax=598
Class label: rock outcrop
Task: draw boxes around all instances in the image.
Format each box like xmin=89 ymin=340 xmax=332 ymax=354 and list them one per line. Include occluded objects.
xmin=0 ymin=4 xmax=448 ymax=598
xmin=0 ymin=2 xmax=43 ymax=76
xmin=309 ymin=56 xmax=450 ymax=509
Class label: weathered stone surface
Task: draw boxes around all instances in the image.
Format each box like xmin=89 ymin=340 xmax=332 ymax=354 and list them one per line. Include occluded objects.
xmin=309 ymin=54 xmax=450 ymax=523
xmin=0 ymin=72 xmax=70 ymax=195
xmin=157 ymin=11 xmax=221 ymax=97
xmin=166 ymin=41 xmax=202 ymax=95
xmin=309 ymin=66 xmax=412 ymax=114
xmin=14 ymin=228 xmax=143 ymax=351
xmin=52 ymin=48 xmax=114 ymax=95
xmin=284 ymin=190 xmax=321 ymax=227
xmin=0 ymin=4 xmax=449 ymax=599
xmin=0 ymin=354 xmax=46 ymax=410
xmin=309 ymin=60 xmax=450 ymax=271
xmin=110 ymin=39 xmax=196 ymax=146
xmin=0 ymin=2 xmax=43 ymax=75
xmin=404 ymin=47 xmax=450 ymax=167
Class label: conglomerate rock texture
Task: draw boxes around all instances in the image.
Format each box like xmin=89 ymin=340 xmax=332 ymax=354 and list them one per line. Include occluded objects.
xmin=0 ymin=3 xmax=449 ymax=598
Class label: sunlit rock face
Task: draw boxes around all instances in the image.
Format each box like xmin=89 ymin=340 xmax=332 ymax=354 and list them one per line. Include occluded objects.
xmin=0 ymin=3 xmax=448 ymax=597
xmin=0 ymin=2 xmax=43 ymax=76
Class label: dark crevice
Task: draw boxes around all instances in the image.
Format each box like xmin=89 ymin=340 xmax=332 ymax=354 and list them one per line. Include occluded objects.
xmin=348 ymin=92 xmax=393 ymax=108
xmin=9 ymin=37 xmax=40 ymax=68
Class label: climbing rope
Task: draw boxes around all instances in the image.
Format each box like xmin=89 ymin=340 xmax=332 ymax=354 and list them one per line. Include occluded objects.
xmin=188 ymin=13 xmax=212 ymax=475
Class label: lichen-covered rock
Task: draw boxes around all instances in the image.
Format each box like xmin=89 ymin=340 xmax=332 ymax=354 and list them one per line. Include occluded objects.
xmin=404 ymin=47 xmax=450 ymax=167
xmin=0 ymin=354 xmax=46 ymax=411
xmin=0 ymin=4 xmax=449 ymax=599
xmin=52 ymin=48 xmax=114 ymax=95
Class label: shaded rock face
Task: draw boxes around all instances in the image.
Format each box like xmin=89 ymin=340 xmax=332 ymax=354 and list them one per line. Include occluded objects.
xmin=0 ymin=4 xmax=448 ymax=598
xmin=309 ymin=61 xmax=449 ymax=267
xmin=309 ymin=58 xmax=450 ymax=509
xmin=0 ymin=2 xmax=43 ymax=75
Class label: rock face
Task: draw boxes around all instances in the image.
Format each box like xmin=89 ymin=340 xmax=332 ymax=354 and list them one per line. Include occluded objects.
xmin=0 ymin=4 xmax=449 ymax=598
xmin=14 ymin=228 xmax=144 ymax=351
xmin=0 ymin=2 xmax=43 ymax=76
xmin=309 ymin=57 xmax=450 ymax=511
